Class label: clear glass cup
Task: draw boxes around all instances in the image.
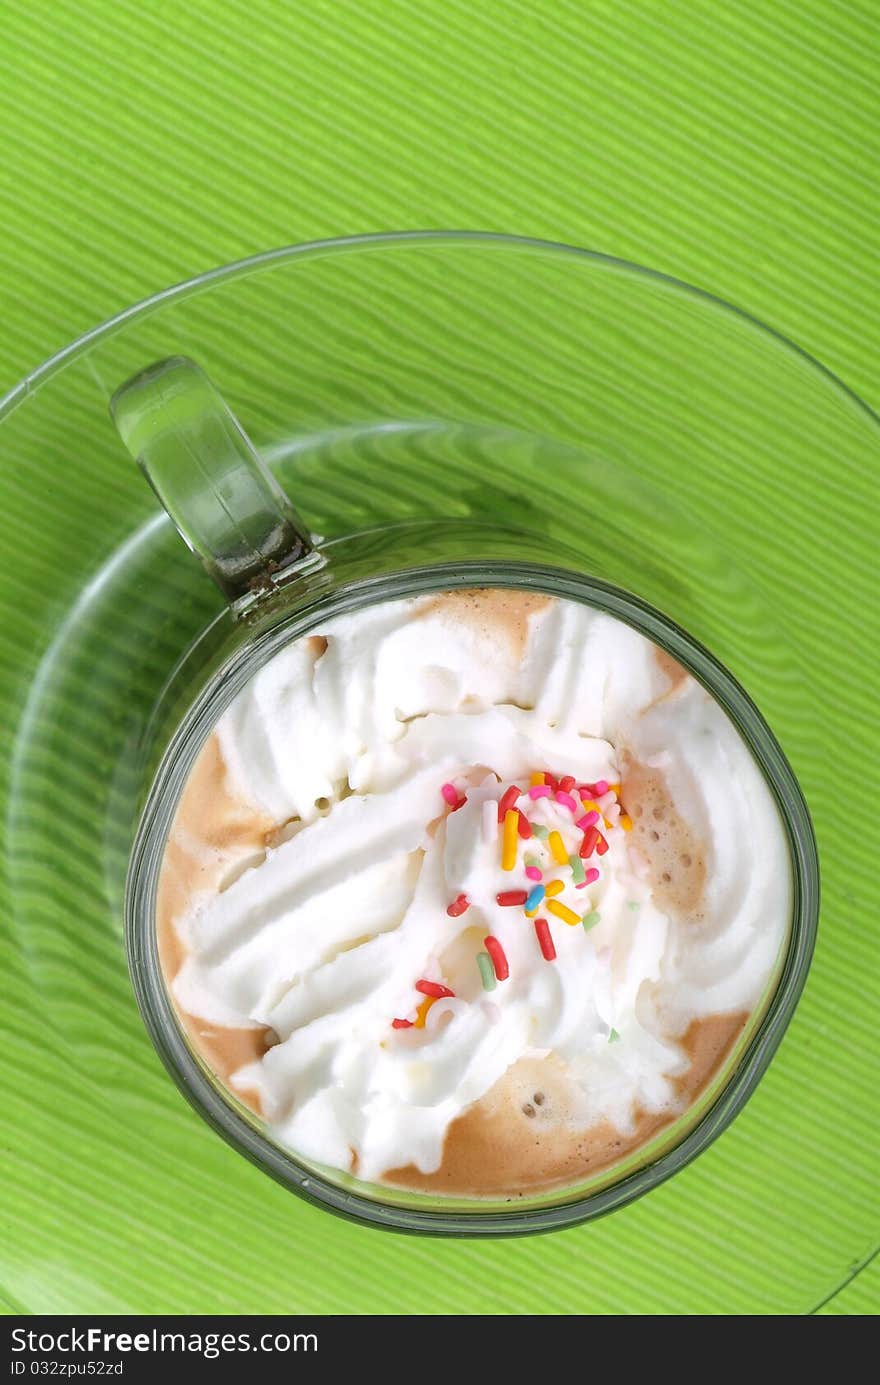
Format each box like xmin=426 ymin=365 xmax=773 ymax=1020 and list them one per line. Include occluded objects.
xmin=1 ymin=232 xmax=837 ymax=1234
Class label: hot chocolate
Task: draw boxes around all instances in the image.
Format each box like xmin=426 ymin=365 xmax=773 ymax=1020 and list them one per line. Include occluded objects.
xmin=157 ymin=589 xmax=790 ymax=1195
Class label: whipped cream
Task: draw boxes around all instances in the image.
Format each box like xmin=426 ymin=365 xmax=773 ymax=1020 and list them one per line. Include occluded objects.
xmin=169 ymin=593 xmax=790 ymax=1183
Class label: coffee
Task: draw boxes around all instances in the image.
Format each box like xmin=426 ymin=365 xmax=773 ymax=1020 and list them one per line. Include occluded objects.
xmin=157 ymin=589 xmax=789 ymax=1196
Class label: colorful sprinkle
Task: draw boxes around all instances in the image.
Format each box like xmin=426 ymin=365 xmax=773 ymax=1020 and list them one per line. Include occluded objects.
xmin=528 ymin=784 xmax=552 ymax=800
xmin=592 ymin=780 xmax=610 ymax=797
xmin=534 ymin=918 xmax=556 ymax=961
xmin=497 ymin=889 xmax=528 ymax=907
xmin=498 ymin=785 xmax=521 ymax=822
xmin=532 ymin=823 xmax=549 ymax=840
xmin=582 ymin=910 xmax=601 ymax=931
xmin=579 ymin=825 xmax=600 ymax=858
xmin=476 ymin=951 xmax=497 ymax=991
xmin=608 ymin=783 xmax=621 ymax=796
xmin=627 ymin=900 xmax=641 ymax=911
xmin=547 ymin=899 xmax=581 ymax=926
xmin=525 ymin=884 xmax=546 ymax=911
xmin=450 ymin=794 xmax=467 ymax=812
xmin=391 ymin=1017 xmax=413 ymax=1029
xmin=576 ymin=810 xmax=600 ymax=830
xmin=585 ymin=867 xmax=600 ymax=884
xmin=440 ymin=782 xmax=459 ymax=805
xmin=544 ymin=879 xmax=565 ymax=897
xmin=595 ymin=832 xmax=609 ymax=856
xmin=543 ymin=773 xmax=559 ymax=792
xmin=608 ymin=1027 xmax=620 ymax=1044
xmin=548 ymin=830 xmax=569 ymax=865
xmin=446 ymin=893 xmax=470 ymax=917
xmin=620 ymin=814 xmax=633 ymax=832
xmin=555 ymin=790 xmax=578 ymax=812
xmin=482 ymin=800 xmax=497 ymax=843
xmin=502 ymin=808 xmax=519 ymax=871
xmin=525 ymin=865 xmax=543 ymax=882
xmin=517 ymin=810 xmax=532 ymax=839
xmin=569 ymin=854 xmax=586 ymax=884
xmin=529 ymin=772 xmax=546 ymax=787
xmin=415 ymin=979 xmax=455 ymax=999
xmin=483 ymin=935 xmax=509 ymax=981
xmin=579 ymin=799 xmax=602 ymax=815
xmin=559 ymin=775 xmax=576 ymax=794
xmin=414 ymin=996 xmax=437 ymax=1028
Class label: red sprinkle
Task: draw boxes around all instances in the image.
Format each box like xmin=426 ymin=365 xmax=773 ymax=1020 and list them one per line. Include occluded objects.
xmin=391 ymin=1018 xmax=413 ymax=1029
xmin=415 ymin=979 xmax=455 ymax=999
xmin=450 ymin=795 xmax=467 ymax=812
xmin=446 ymin=893 xmax=470 ymax=917
xmin=517 ymin=810 xmax=532 ymax=839
xmin=484 ymin=934 xmax=509 ymax=981
xmin=497 ymin=785 xmax=521 ymax=822
xmin=534 ymin=918 xmax=556 ymax=961
xmin=559 ymin=775 xmax=576 ymax=794
xmin=596 ymin=831 xmax=609 ymax=856
xmin=496 ymin=889 xmax=528 ymax=906
xmin=579 ymin=825 xmax=600 ymax=858
xmin=543 ymin=773 xmax=559 ymax=792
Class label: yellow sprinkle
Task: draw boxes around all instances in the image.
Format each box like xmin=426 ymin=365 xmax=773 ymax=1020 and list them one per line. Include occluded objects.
xmin=529 ymin=771 xmax=545 ymax=787
xmin=525 ymin=907 xmax=538 ymax=917
xmin=620 ymin=813 xmax=633 ymax=832
xmin=502 ymin=808 xmax=519 ymax=871
xmin=580 ymin=800 xmax=601 ymax=815
xmin=603 ymin=817 xmax=614 ymax=830
xmin=548 ymin=830 xmax=569 ymax=865
xmin=544 ymin=879 xmax=565 ymax=897
xmin=547 ymin=899 xmax=580 ymax=926
xmin=414 ymin=996 xmax=437 ymax=1029
xmin=608 ymin=783 xmax=621 ymax=796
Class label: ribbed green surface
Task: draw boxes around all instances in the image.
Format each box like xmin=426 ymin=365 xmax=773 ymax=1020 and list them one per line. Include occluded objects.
xmin=1 ymin=1 xmax=878 ymax=1316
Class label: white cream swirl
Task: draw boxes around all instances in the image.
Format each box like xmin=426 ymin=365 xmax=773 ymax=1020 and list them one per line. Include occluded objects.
xmin=171 ymin=594 xmax=790 ymax=1182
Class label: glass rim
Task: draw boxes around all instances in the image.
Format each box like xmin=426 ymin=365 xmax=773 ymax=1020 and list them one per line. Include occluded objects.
xmin=127 ymin=557 xmax=819 ymax=1236
xmin=2 ymin=229 xmax=878 ymax=440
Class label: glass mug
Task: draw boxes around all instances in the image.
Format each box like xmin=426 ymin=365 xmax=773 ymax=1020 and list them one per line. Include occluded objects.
xmin=105 ymin=260 xmax=819 ymax=1234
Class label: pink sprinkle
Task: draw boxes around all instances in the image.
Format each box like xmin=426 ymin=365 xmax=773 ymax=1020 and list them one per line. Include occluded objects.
xmin=525 ymin=866 xmax=543 ymax=882
xmin=528 ymin=784 xmax=552 ymax=800
xmin=555 ymin=790 xmax=578 ymax=812
xmin=585 ymin=867 xmax=600 ymax=884
xmin=592 ymin=780 xmax=609 ymax=797
xmin=441 ymin=782 xmax=459 ymax=805
xmin=576 ymin=810 xmax=600 ymax=830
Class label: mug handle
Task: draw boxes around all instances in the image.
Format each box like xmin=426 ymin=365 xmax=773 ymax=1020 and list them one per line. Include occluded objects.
xmin=110 ymin=356 xmax=315 ymax=606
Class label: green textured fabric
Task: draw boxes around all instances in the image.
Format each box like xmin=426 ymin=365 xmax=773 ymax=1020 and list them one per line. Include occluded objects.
xmin=1 ymin=0 xmax=878 ymax=1317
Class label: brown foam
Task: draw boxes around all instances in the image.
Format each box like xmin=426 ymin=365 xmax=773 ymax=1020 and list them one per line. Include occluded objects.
xmin=415 ymin=587 xmax=551 ymax=658
xmin=384 ymin=1012 xmax=748 ymax=1196
xmin=157 ymin=731 xmax=275 ymax=1113
xmin=653 ymin=645 xmax=689 ymax=695
xmin=620 ymin=751 xmax=707 ymax=920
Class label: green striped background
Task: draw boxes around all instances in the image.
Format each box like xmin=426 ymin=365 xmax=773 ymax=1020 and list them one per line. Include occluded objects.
xmin=1 ymin=1 xmax=878 ymax=1316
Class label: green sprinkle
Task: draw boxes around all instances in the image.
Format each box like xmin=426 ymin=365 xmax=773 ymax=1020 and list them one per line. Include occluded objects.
xmin=476 ymin=951 xmax=497 ymax=991
xmin=569 ymin=853 xmax=585 ymax=883
xmin=532 ymin=824 xmax=549 ymax=840
xmin=627 ymin=900 xmax=640 ymax=912
xmin=608 ymin=1028 xmax=620 ymax=1043
xmin=582 ymin=910 xmax=601 ymax=931
xmin=524 ymin=853 xmax=541 ymax=868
